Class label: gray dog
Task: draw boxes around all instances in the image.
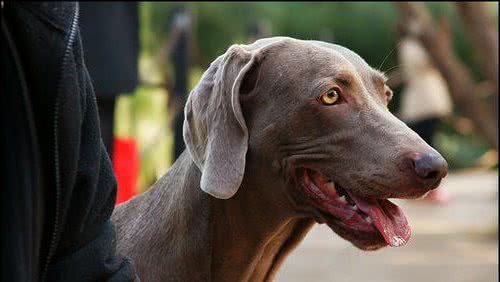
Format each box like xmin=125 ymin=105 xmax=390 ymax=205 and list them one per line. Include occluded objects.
xmin=112 ymin=37 xmax=448 ymax=282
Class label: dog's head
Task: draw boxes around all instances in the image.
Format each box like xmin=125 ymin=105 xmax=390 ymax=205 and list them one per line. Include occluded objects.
xmin=184 ymin=37 xmax=448 ymax=250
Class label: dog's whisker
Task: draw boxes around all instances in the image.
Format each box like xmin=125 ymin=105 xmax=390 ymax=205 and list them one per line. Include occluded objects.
xmin=377 ymin=43 xmax=399 ymax=72
xmin=383 ymin=64 xmax=411 ymax=77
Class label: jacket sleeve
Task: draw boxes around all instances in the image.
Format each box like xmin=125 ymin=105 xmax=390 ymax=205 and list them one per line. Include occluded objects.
xmin=45 ymin=28 xmax=140 ymax=282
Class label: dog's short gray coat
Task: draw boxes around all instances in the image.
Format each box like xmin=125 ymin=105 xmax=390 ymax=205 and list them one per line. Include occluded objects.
xmin=112 ymin=37 xmax=447 ymax=282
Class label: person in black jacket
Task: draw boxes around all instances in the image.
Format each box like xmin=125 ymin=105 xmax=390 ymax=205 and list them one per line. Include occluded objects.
xmin=1 ymin=2 xmax=138 ymax=281
xmin=79 ymin=2 xmax=139 ymax=158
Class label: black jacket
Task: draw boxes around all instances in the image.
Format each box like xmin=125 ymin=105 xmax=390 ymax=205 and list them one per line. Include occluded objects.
xmin=1 ymin=2 xmax=138 ymax=281
xmin=79 ymin=2 xmax=139 ymax=97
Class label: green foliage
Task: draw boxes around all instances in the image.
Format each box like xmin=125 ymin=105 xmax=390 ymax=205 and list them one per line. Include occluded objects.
xmin=115 ymin=86 xmax=172 ymax=190
xmin=435 ymin=126 xmax=491 ymax=170
xmin=133 ymin=2 xmax=497 ymax=173
xmin=140 ymin=2 xmax=482 ymax=72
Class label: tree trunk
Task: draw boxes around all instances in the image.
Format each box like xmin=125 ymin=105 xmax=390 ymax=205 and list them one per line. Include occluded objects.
xmin=456 ymin=2 xmax=498 ymax=91
xmin=395 ymin=2 xmax=498 ymax=150
xmin=455 ymin=2 xmax=498 ymax=133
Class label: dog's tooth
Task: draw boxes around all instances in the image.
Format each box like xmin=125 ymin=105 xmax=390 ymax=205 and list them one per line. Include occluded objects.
xmin=391 ymin=236 xmax=406 ymax=247
xmin=338 ymin=195 xmax=347 ymax=204
xmin=352 ymin=205 xmax=358 ymax=211
xmin=365 ymin=216 xmax=373 ymax=224
xmin=326 ymin=182 xmax=336 ymax=193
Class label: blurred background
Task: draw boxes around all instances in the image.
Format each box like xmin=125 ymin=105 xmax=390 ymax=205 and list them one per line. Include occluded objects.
xmin=82 ymin=2 xmax=498 ymax=282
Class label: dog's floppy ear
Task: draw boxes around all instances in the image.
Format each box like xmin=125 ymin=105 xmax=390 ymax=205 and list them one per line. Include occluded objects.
xmin=183 ymin=45 xmax=262 ymax=199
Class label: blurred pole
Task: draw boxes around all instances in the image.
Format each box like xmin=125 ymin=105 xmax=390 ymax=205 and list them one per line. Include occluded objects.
xmin=246 ymin=19 xmax=272 ymax=43
xmin=170 ymin=7 xmax=191 ymax=160
xmin=319 ymin=27 xmax=335 ymax=43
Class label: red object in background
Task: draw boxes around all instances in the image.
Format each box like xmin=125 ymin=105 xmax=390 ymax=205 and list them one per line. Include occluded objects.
xmin=112 ymin=137 xmax=139 ymax=205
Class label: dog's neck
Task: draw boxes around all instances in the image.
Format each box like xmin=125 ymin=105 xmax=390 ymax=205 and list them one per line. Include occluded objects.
xmin=210 ymin=165 xmax=315 ymax=281
xmin=114 ymin=151 xmax=314 ymax=281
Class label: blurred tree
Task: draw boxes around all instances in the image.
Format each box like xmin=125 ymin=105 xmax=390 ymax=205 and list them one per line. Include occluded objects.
xmin=136 ymin=2 xmax=497 ymax=170
xmin=456 ymin=2 xmax=498 ymax=124
xmin=140 ymin=3 xmax=484 ymax=84
xmin=396 ymin=2 xmax=498 ymax=150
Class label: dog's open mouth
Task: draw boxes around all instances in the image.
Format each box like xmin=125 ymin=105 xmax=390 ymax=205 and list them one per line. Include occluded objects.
xmin=299 ymin=168 xmax=410 ymax=250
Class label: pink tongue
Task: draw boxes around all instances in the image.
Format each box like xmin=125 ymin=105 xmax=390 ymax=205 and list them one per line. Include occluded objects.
xmin=347 ymin=192 xmax=411 ymax=247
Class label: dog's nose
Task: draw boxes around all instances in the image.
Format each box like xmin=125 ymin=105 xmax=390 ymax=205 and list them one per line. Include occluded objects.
xmin=411 ymin=152 xmax=448 ymax=187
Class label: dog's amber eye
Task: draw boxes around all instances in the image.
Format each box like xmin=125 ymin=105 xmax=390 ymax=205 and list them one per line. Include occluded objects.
xmin=318 ymin=89 xmax=340 ymax=105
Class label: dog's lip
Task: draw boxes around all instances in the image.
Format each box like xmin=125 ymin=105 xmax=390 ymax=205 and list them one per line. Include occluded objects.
xmin=297 ymin=168 xmax=411 ymax=249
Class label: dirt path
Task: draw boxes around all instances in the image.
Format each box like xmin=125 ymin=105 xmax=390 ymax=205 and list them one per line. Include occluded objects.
xmin=275 ymin=171 xmax=498 ymax=282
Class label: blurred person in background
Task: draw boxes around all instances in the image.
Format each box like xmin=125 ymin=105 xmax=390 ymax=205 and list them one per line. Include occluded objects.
xmin=1 ymin=2 xmax=137 ymax=281
xmin=79 ymin=2 xmax=139 ymax=159
xmin=396 ymin=20 xmax=453 ymax=204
